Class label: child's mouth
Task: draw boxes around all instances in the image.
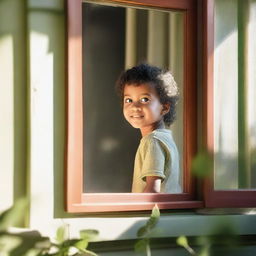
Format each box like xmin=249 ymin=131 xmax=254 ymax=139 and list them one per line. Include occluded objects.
xmin=131 ymin=115 xmax=143 ymax=119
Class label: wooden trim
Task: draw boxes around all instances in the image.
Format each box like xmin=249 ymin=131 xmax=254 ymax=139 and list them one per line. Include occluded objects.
xmin=69 ymin=201 xmax=203 ymax=213
xmin=206 ymin=190 xmax=256 ymax=208
xmin=183 ymin=2 xmax=197 ymax=195
xmin=83 ymin=193 xmax=193 ymax=203
xmin=66 ymin=0 xmax=83 ymax=211
xmin=66 ymin=0 xmax=198 ymax=213
xmin=92 ymin=0 xmax=196 ymax=10
xmin=202 ymin=0 xmax=214 ymax=206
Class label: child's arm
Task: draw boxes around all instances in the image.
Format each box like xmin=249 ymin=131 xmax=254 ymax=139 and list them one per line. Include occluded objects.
xmin=143 ymin=176 xmax=162 ymax=193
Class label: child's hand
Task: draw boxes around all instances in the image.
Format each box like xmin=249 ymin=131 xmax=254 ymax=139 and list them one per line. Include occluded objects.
xmin=143 ymin=177 xmax=162 ymax=193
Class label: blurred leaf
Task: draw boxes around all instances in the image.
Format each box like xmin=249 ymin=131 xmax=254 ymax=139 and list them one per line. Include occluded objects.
xmin=177 ymin=236 xmax=196 ymax=255
xmin=147 ymin=205 xmax=160 ymax=229
xmin=177 ymin=236 xmax=189 ymax=248
xmin=137 ymin=226 xmax=147 ymax=237
xmin=146 ymin=216 xmax=158 ymax=230
xmin=24 ymin=248 xmax=42 ymax=256
xmin=34 ymin=238 xmax=51 ymax=249
xmin=77 ymin=249 xmax=98 ymax=256
xmin=151 ymin=205 xmax=160 ymax=219
xmin=198 ymin=245 xmax=210 ymax=256
xmin=56 ymin=225 xmax=69 ymax=244
xmin=0 ymin=198 xmax=28 ymax=231
xmin=8 ymin=233 xmax=50 ymax=256
xmin=79 ymin=230 xmax=99 ymax=241
xmin=134 ymin=238 xmax=149 ymax=253
xmin=0 ymin=231 xmax=50 ymax=256
xmin=0 ymin=235 xmax=22 ymax=253
xmin=192 ymin=151 xmax=213 ymax=178
xmin=74 ymin=239 xmax=89 ymax=251
xmin=61 ymin=238 xmax=81 ymax=248
xmin=67 ymin=246 xmax=79 ymax=255
xmin=137 ymin=205 xmax=160 ymax=238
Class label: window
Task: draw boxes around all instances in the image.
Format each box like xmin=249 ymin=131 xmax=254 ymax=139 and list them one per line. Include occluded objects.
xmin=82 ymin=2 xmax=185 ymax=193
xmin=66 ymin=0 xmax=256 ymax=213
xmin=204 ymin=0 xmax=256 ymax=207
xmin=66 ymin=0 xmax=200 ymax=212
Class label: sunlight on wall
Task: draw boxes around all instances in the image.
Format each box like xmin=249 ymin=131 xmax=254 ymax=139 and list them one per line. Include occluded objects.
xmin=29 ymin=30 xmax=58 ymax=234
xmin=0 ymin=35 xmax=14 ymax=210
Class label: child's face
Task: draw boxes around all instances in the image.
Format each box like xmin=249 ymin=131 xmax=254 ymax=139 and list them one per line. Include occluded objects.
xmin=123 ymin=83 xmax=169 ymax=134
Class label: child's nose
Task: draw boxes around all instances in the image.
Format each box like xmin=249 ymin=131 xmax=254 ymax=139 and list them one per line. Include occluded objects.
xmin=131 ymin=101 xmax=142 ymax=110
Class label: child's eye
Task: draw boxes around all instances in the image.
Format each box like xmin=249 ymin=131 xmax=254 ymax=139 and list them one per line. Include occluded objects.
xmin=124 ymin=98 xmax=132 ymax=103
xmin=140 ymin=97 xmax=150 ymax=103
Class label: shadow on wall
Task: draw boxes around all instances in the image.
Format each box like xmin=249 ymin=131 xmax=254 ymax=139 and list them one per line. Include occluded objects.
xmin=0 ymin=0 xmax=27 ymax=217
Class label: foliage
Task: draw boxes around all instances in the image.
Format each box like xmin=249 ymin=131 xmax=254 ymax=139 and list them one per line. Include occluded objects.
xmin=176 ymin=219 xmax=239 ymax=256
xmin=191 ymin=151 xmax=213 ymax=178
xmin=134 ymin=203 xmax=239 ymax=256
xmin=0 ymin=199 xmax=98 ymax=256
xmin=134 ymin=205 xmax=160 ymax=256
xmin=177 ymin=236 xmax=196 ymax=255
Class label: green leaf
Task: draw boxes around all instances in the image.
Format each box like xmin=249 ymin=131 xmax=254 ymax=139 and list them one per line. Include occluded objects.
xmin=0 ymin=231 xmax=50 ymax=256
xmin=56 ymin=225 xmax=69 ymax=243
xmin=0 ymin=235 xmax=22 ymax=253
xmin=24 ymin=248 xmax=42 ymax=256
xmin=191 ymin=152 xmax=213 ymax=178
xmin=77 ymin=249 xmax=98 ymax=256
xmin=147 ymin=216 xmax=158 ymax=230
xmin=137 ymin=205 xmax=160 ymax=238
xmin=60 ymin=238 xmax=81 ymax=249
xmin=177 ymin=236 xmax=189 ymax=248
xmin=146 ymin=205 xmax=160 ymax=230
xmin=134 ymin=238 xmax=149 ymax=253
xmin=79 ymin=230 xmax=99 ymax=241
xmin=0 ymin=198 xmax=28 ymax=231
xmin=198 ymin=246 xmax=210 ymax=256
xmin=177 ymin=236 xmax=196 ymax=255
xmin=137 ymin=226 xmax=147 ymax=237
xmin=74 ymin=239 xmax=89 ymax=251
xmin=151 ymin=205 xmax=160 ymax=219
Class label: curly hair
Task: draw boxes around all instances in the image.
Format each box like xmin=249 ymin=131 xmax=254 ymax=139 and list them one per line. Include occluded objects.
xmin=116 ymin=63 xmax=179 ymax=126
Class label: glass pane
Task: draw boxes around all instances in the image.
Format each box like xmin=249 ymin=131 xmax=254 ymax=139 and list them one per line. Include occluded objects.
xmin=82 ymin=1 xmax=184 ymax=193
xmin=214 ymin=0 xmax=256 ymax=190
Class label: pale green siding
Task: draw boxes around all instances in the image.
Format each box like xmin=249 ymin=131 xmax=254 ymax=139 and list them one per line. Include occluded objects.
xmin=0 ymin=0 xmax=27 ymax=217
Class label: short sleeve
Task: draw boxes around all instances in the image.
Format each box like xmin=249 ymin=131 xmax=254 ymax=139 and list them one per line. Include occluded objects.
xmin=140 ymin=138 xmax=166 ymax=181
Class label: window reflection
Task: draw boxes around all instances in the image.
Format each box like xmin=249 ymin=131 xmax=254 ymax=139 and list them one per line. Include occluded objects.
xmin=214 ymin=0 xmax=256 ymax=189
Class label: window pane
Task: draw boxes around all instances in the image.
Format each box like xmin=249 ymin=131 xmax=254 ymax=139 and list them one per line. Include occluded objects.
xmin=82 ymin=2 xmax=184 ymax=193
xmin=214 ymin=0 xmax=256 ymax=190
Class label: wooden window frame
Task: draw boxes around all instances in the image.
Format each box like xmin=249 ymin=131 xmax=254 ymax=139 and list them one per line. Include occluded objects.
xmin=66 ymin=0 xmax=203 ymax=213
xmin=203 ymin=0 xmax=256 ymax=208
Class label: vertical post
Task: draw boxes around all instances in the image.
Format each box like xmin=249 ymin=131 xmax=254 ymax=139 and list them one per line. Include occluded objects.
xmin=125 ymin=8 xmax=137 ymax=68
xmin=238 ymin=0 xmax=250 ymax=188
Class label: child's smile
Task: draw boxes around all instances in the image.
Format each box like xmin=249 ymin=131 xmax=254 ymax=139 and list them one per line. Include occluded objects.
xmin=123 ymin=83 xmax=169 ymax=136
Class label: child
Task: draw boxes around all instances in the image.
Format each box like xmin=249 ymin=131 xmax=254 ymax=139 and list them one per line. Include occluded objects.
xmin=116 ymin=63 xmax=182 ymax=193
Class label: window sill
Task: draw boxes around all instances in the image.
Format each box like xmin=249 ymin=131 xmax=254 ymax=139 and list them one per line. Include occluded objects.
xmin=61 ymin=211 xmax=256 ymax=242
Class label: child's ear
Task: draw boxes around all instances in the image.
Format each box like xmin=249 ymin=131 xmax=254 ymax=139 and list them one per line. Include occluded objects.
xmin=161 ymin=103 xmax=170 ymax=115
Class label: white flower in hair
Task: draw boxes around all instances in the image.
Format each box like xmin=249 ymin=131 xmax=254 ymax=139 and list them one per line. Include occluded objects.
xmin=158 ymin=72 xmax=178 ymax=97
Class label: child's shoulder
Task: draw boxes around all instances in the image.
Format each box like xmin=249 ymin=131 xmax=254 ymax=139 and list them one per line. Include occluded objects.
xmin=141 ymin=129 xmax=172 ymax=146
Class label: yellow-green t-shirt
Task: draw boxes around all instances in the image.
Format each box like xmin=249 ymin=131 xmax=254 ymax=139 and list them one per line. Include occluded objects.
xmin=132 ymin=129 xmax=182 ymax=193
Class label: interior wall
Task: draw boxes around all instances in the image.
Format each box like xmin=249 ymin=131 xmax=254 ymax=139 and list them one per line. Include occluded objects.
xmin=82 ymin=3 xmax=139 ymax=193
